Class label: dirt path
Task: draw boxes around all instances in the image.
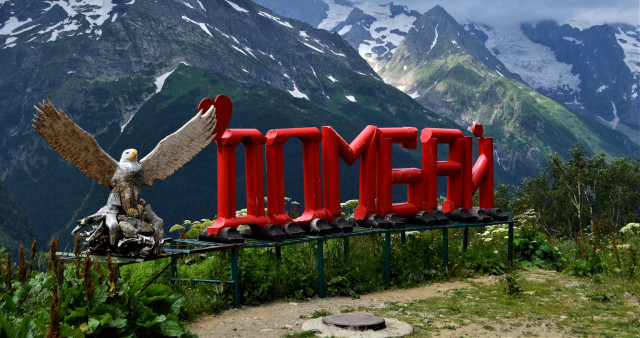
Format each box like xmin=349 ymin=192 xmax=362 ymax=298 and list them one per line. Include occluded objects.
xmin=188 ymin=274 xmax=523 ymax=337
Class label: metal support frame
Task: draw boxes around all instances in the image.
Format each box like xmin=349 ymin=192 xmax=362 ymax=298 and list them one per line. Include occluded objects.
xmin=317 ymin=239 xmax=324 ymax=298
xmin=442 ymin=228 xmax=449 ymax=271
xmin=384 ymin=231 xmax=391 ymax=284
xmin=69 ymin=220 xmax=517 ymax=309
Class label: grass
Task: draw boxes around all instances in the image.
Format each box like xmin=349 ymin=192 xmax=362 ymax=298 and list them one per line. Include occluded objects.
xmin=345 ymin=269 xmax=639 ymax=337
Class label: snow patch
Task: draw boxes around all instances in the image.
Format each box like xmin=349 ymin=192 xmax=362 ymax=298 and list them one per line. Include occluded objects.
xmin=38 ymin=19 xmax=80 ymax=42
xmin=214 ymin=27 xmax=229 ymax=39
xmin=330 ymin=50 xmax=346 ymax=57
xmin=181 ymin=1 xmax=194 ymax=9
xmin=289 ymin=82 xmax=309 ymax=100
xmin=0 ymin=16 xmax=33 ymax=35
xmin=345 ymin=95 xmax=356 ymax=102
xmin=155 ymin=66 xmax=178 ymax=93
xmin=247 ymin=47 xmax=259 ymax=58
xmin=429 ymin=24 xmax=439 ymax=52
xmin=596 ymin=85 xmax=608 ymax=93
xmin=299 ymin=30 xmax=309 ymax=38
xmin=562 ymin=36 xmax=584 ymax=45
xmin=408 ymin=91 xmax=420 ymax=99
xmin=258 ymin=11 xmax=293 ymax=28
xmin=338 ymin=25 xmax=352 ymax=35
xmin=231 ymin=45 xmax=247 ymax=56
xmin=303 ymin=41 xmax=324 ymax=53
xmin=479 ymin=24 xmax=581 ymax=91
xmin=318 ymin=0 xmax=353 ymax=31
xmin=3 ymin=36 xmax=16 ymax=48
xmin=197 ymin=0 xmax=205 ymax=11
xmin=225 ymin=0 xmax=249 ymax=13
xmin=181 ymin=15 xmax=213 ymax=37
xmin=352 ymin=3 xmax=418 ymax=60
xmin=597 ymin=101 xmax=620 ymax=129
xmin=327 ymin=75 xmax=338 ymax=83
xmin=564 ymin=20 xmax=593 ymax=31
xmin=615 ymin=27 xmax=640 ymax=75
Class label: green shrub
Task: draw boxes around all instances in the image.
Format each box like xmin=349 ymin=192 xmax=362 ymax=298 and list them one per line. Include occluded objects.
xmin=0 ymin=241 xmax=195 ymax=337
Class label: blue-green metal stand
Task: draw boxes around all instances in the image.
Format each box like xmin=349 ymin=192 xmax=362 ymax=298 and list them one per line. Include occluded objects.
xmin=231 ymin=248 xmax=240 ymax=308
xmin=442 ymin=228 xmax=449 ymax=271
xmin=384 ymin=231 xmax=391 ymax=285
xmin=508 ymin=223 xmax=514 ymax=264
xmin=317 ymin=239 xmax=324 ymax=298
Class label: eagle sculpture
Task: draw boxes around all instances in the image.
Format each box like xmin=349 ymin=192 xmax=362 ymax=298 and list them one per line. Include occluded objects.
xmin=33 ymin=97 xmax=229 ymax=256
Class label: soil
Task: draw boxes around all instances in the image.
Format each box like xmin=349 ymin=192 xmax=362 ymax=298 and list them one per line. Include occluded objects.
xmin=188 ymin=271 xmax=570 ymax=337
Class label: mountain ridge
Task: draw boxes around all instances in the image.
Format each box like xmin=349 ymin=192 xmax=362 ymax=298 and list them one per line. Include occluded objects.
xmin=255 ymin=0 xmax=639 ymax=146
xmin=0 ymin=0 xmax=455 ymax=246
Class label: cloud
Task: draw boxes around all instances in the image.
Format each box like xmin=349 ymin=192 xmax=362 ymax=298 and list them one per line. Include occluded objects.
xmin=374 ymin=0 xmax=639 ymax=26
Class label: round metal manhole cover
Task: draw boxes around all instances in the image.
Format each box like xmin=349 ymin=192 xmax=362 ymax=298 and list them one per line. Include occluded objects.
xmin=322 ymin=313 xmax=386 ymax=331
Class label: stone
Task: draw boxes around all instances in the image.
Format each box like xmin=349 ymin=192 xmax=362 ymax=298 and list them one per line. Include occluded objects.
xmin=322 ymin=313 xmax=386 ymax=331
xmin=139 ymin=220 xmax=155 ymax=234
xmin=302 ymin=314 xmax=413 ymax=338
xmin=119 ymin=221 xmax=138 ymax=238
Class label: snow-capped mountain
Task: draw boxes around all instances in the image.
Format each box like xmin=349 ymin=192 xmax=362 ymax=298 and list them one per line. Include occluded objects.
xmin=0 ymin=0 xmax=447 ymax=244
xmin=466 ymin=20 xmax=640 ymax=145
xmin=256 ymin=0 xmax=640 ymax=146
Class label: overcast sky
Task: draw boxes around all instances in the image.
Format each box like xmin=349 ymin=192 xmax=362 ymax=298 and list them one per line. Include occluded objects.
xmin=373 ymin=0 xmax=639 ymax=26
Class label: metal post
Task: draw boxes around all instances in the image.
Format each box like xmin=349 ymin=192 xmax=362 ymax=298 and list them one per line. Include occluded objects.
xmin=343 ymin=237 xmax=349 ymax=261
xmin=508 ymin=223 xmax=514 ymax=265
xmin=462 ymin=227 xmax=469 ymax=253
xmin=170 ymin=255 xmax=178 ymax=284
xmin=400 ymin=231 xmax=406 ymax=244
xmin=442 ymin=228 xmax=449 ymax=271
xmin=275 ymin=246 xmax=281 ymax=260
xmin=317 ymin=239 xmax=324 ymax=298
xmin=231 ymin=248 xmax=240 ymax=308
xmin=384 ymin=231 xmax=391 ymax=285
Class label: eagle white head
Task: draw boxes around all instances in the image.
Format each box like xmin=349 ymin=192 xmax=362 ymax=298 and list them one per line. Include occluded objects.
xmin=119 ymin=149 xmax=141 ymax=170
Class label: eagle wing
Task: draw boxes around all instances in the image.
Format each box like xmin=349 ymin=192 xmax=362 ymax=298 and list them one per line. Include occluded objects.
xmin=140 ymin=105 xmax=217 ymax=186
xmin=33 ymin=101 xmax=118 ymax=187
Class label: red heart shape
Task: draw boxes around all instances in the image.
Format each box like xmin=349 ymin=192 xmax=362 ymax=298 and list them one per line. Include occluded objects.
xmin=198 ymin=95 xmax=232 ymax=141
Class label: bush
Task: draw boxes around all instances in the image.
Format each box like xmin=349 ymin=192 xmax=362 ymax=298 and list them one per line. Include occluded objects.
xmin=0 ymin=240 xmax=195 ymax=337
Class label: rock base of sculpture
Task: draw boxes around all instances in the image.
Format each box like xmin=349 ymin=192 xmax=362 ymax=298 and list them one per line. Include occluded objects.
xmin=73 ymin=202 xmax=165 ymax=257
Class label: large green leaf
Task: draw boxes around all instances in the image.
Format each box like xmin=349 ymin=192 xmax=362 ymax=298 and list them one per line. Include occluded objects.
xmin=0 ymin=311 xmax=16 ymax=338
xmin=137 ymin=314 xmax=167 ymax=329
xmin=64 ymin=307 xmax=87 ymax=322
xmin=16 ymin=316 xmax=37 ymax=338
xmin=155 ymin=320 xmax=184 ymax=337
xmin=60 ymin=323 xmax=85 ymax=338
xmin=0 ymin=293 xmax=17 ymax=313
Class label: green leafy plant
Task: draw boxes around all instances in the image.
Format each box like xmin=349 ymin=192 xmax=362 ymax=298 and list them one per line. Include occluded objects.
xmin=0 ymin=239 xmax=196 ymax=337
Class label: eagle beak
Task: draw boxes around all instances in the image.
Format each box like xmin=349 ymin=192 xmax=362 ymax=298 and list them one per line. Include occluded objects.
xmin=130 ymin=150 xmax=138 ymax=161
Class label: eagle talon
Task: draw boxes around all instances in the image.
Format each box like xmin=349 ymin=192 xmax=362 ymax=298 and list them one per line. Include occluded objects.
xmin=126 ymin=207 xmax=138 ymax=216
xmin=137 ymin=204 xmax=144 ymax=213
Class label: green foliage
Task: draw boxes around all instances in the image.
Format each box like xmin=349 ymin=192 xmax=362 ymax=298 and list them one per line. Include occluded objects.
xmin=505 ymin=144 xmax=640 ymax=237
xmin=512 ymin=213 xmax=560 ymax=269
xmin=0 ymin=250 xmax=194 ymax=337
xmin=565 ymin=254 xmax=604 ymax=278
xmin=501 ymin=270 xmax=524 ymax=295
xmin=0 ymin=181 xmax=39 ymax=257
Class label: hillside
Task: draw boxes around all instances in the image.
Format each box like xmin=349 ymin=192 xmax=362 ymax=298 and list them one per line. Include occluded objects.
xmin=0 ymin=181 xmax=39 ymax=256
xmin=0 ymin=0 xmax=453 ymax=244
xmin=256 ymin=1 xmax=639 ymax=175
xmin=377 ymin=6 xmax=632 ymax=180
